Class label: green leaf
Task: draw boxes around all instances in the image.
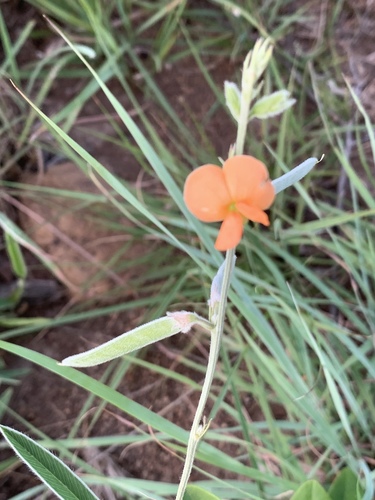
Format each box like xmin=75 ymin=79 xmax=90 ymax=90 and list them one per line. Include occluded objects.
xmin=250 ymin=90 xmax=296 ymax=120
xmin=291 ymin=480 xmax=332 ymax=500
xmin=4 ymin=231 xmax=27 ymax=279
xmin=0 ymin=425 xmax=99 ymax=500
xmin=61 ymin=312 xmax=212 ymax=368
xmin=184 ymin=485 xmax=220 ymax=500
xmin=224 ymin=81 xmax=241 ymax=121
xmin=61 ymin=316 xmax=183 ymax=367
xmin=328 ymin=468 xmax=363 ymax=500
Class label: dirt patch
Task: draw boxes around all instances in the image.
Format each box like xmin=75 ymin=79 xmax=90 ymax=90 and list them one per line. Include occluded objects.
xmin=14 ymin=161 xmax=145 ymax=298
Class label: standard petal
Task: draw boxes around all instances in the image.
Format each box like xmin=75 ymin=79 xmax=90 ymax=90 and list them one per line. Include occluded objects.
xmin=223 ymin=155 xmax=271 ymax=203
xmin=214 ymin=212 xmax=243 ymax=251
xmin=236 ymin=202 xmax=270 ymax=226
xmin=184 ymin=165 xmax=231 ymax=222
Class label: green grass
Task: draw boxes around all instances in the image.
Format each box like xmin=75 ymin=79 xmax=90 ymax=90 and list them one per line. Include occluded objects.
xmin=0 ymin=1 xmax=374 ymax=498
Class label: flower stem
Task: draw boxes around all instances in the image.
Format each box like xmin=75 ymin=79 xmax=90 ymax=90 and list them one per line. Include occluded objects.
xmin=176 ymin=46 xmax=257 ymax=499
xmin=235 ymin=77 xmax=254 ymax=156
xmin=175 ymin=249 xmax=236 ymax=500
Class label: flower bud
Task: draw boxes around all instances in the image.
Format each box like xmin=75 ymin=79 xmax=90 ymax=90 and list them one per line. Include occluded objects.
xmin=242 ymin=38 xmax=273 ymax=89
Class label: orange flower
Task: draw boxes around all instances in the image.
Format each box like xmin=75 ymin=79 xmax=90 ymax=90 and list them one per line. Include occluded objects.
xmin=184 ymin=155 xmax=275 ymax=251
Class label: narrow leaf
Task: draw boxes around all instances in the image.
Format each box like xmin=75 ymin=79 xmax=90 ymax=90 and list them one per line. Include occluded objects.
xmin=272 ymin=157 xmax=318 ymax=194
xmin=0 ymin=425 xmax=99 ymax=500
xmin=61 ymin=316 xmax=183 ymax=367
xmin=4 ymin=232 xmax=27 ymax=279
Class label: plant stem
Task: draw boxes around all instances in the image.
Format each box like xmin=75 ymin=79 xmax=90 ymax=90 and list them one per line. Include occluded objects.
xmin=235 ymin=77 xmax=254 ymax=156
xmin=176 ymin=46 xmax=257 ymax=499
xmin=175 ymin=249 xmax=236 ymax=500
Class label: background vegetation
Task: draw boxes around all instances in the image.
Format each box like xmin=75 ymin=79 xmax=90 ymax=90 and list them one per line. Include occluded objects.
xmin=0 ymin=0 xmax=374 ymax=498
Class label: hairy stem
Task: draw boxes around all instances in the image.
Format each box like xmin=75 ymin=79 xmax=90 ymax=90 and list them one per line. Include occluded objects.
xmin=175 ymin=249 xmax=236 ymax=500
xmin=176 ymin=46 xmax=256 ymax=499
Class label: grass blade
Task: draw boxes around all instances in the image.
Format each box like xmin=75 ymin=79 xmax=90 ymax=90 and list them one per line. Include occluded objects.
xmin=4 ymin=232 xmax=27 ymax=280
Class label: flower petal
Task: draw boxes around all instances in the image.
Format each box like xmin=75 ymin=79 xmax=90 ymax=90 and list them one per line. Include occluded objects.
xmin=223 ymin=155 xmax=273 ymax=206
xmin=214 ymin=212 xmax=243 ymax=251
xmin=184 ymin=165 xmax=231 ymax=222
xmin=251 ymin=181 xmax=275 ymax=210
xmin=236 ymin=202 xmax=270 ymax=226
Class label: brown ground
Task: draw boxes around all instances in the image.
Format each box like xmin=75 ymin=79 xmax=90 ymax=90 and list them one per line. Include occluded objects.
xmin=1 ymin=1 xmax=375 ymax=498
